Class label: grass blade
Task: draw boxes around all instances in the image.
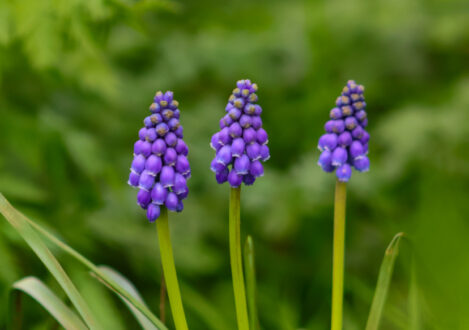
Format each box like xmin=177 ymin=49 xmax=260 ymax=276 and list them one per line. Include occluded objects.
xmin=244 ymin=236 xmax=260 ymax=330
xmin=91 ymin=266 xmax=159 ymax=330
xmin=10 ymin=277 xmax=87 ymax=330
xmin=0 ymin=194 xmax=167 ymax=329
xmin=0 ymin=193 xmax=100 ymax=329
xmin=365 ymin=232 xmax=405 ymax=330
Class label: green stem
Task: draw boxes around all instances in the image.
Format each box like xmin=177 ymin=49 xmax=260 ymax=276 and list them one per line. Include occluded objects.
xmin=244 ymin=236 xmax=260 ymax=330
xmin=156 ymin=207 xmax=188 ymax=330
xmin=331 ymin=180 xmax=347 ymax=330
xmin=229 ymin=187 xmax=249 ymax=330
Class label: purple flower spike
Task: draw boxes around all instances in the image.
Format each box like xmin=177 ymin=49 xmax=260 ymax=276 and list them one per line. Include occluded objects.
xmin=210 ymin=80 xmax=269 ymax=187
xmin=129 ymin=91 xmax=190 ymax=222
xmin=316 ymin=80 xmax=370 ymax=181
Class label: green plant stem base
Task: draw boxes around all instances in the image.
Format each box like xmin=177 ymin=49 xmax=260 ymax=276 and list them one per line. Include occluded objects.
xmin=157 ymin=207 xmax=188 ymax=330
xmin=229 ymin=187 xmax=249 ymax=330
xmin=332 ymin=180 xmax=347 ymax=330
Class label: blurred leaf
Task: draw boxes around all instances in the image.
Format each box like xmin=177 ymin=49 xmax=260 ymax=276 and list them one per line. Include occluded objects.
xmin=92 ymin=266 xmax=158 ymax=330
xmin=9 ymin=276 xmax=87 ymax=330
xmin=0 ymin=193 xmax=100 ymax=329
xmin=365 ymin=232 xmax=405 ymax=330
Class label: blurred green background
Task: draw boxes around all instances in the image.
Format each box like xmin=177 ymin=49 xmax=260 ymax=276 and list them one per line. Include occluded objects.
xmin=1 ymin=0 xmax=469 ymax=329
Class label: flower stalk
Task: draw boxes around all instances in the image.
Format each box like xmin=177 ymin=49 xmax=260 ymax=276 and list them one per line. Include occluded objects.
xmin=229 ymin=187 xmax=249 ymax=330
xmin=331 ymin=180 xmax=347 ymax=330
xmin=157 ymin=207 xmax=188 ymax=330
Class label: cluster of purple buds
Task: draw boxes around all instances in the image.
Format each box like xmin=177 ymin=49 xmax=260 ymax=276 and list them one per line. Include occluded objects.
xmin=128 ymin=91 xmax=190 ymax=222
xmin=210 ymin=79 xmax=270 ymax=187
xmin=317 ymin=80 xmax=370 ymax=182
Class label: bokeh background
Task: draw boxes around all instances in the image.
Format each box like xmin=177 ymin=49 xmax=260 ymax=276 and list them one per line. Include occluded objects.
xmin=1 ymin=0 xmax=469 ymax=329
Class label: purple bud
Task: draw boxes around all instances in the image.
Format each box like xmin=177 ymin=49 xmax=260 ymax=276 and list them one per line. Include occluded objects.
xmin=249 ymin=161 xmax=264 ymax=178
xmin=360 ymin=131 xmax=370 ymax=144
xmin=141 ymin=141 xmax=152 ymax=157
xmin=246 ymin=143 xmax=261 ymax=160
xmin=355 ymin=110 xmax=367 ymax=121
xmin=163 ymin=91 xmax=174 ymax=103
xmin=211 ymin=158 xmax=226 ymax=173
xmin=173 ymin=173 xmax=187 ymax=194
xmin=128 ymin=172 xmax=140 ymax=187
xmin=145 ymin=128 xmax=157 ymax=142
xmin=244 ymin=104 xmax=256 ymax=115
xmin=341 ymin=105 xmax=353 ymax=116
xmin=239 ymin=115 xmax=252 ymax=128
xmin=138 ymin=171 xmax=155 ymax=191
xmin=360 ymin=118 xmax=368 ymax=127
xmin=229 ymin=108 xmax=242 ymax=120
xmin=233 ymin=98 xmax=245 ymax=109
xmin=256 ymin=128 xmax=268 ymax=145
xmin=218 ymin=127 xmax=232 ymax=146
xmin=131 ymin=154 xmax=146 ymax=174
xmin=318 ymin=150 xmax=335 ymax=172
xmin=147 ymin=204 xmax=160 ymax=222
xmin=349 ymin=141 xmax=364 ymax=159
xmin=228 ymin=169 xmax=243 ymax=187
xmin=336 ymin=164 xmax=352 ymax=182
xmin=176 ymin=200 xmax=184 ymax=212
xmin=234 ymin=155 xmax=250 ymax=175
xmin=243 ymin=174 xmax=256 ymax=185
xmin=332 ymin=120 xmax=345 ymax=134
xmin=137 ymin=189 xmax=152 ymax=209
xmin=220 ymin=115 xmax=233 ymax=129
xmin=260 ymin=145 xmax=270 ymax=161
xmin=152 ymin=139 xmax=167 ymax=156
xmin=165 ymin=192 xmax=178 ymax=211
xmin=345 ymin=117 xmax=358 ymax=130
xmin=145 ymin=155 xmax=162 ymax=175
xmin=175 ymin=139 xmax=188 ymax=156
xmin=144 ymin=116 xmax=153 ymax=128
xmin=168 ymin=118 xmax=180 ymax=131
xmin=174 ymin=126 xmax=183 ymax=138
xmin=353 ymin=156 xmax=370 ymax=172
xmin=139 ymin=128 xmax=147 ymax=141
xmin=151 ymin=183 xmax=167 ymax=205
xmin=150 ymin=102 xmax=161 ymax=113
xmin=175 ymin=155 xmax=190 ymax=175
xmin=164 ymin=148 xmax=178 ymax=166
xmin=254 ymin=105 xmax=262 ymax=116
xmin=151 ymin=114 xmax=163 ymax=125
xmin=154 ymin=91 xmax=164 ymax=102
xmin=216 ymin=167 xmax=229 ymax=184
xmin=251 ymin=116 xmax=262 ymax=130
xmin=318 ymin=133 xmax=338 ymax=152
xmin=243 ymin=128 xmax=257 ymax=144
xmin=165 ymin=132 xmax=177 ymax=147
xmin=156 ymin=123 xmax=169 ymax=137
xmin=160 ymin=166 xmax=175 ymax=187
xmin=169 ymin=100 xmax=179 ymax=110
xmin=331 ymin=147 xmax=348 ymax=166
xmin=217 ymin=145 xmax=233 ymax=166
xmin=134 ymin=140 xmax=144 ymax=155
xmin=337 ymin=131 xmax=352 ymax=147
xmin=210 ymin=132 xmax=220 ymax=150
xmin=229 ymin=123 xmax=242 ymax=138
xmin=177 ymin=187 xmax=189 ymax=200
xmin=231 ymin=138 xmax=245 ymax=157
xmin=330 ymin=107 xmax=342 ymax=119
xmin=324 ymin=120 xmax=334 ymax=133
xmin=352 ymin=126 xmax=364 ymax=139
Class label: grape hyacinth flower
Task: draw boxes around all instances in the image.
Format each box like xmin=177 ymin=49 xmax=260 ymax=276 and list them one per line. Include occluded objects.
xmin=317 ymin=80 xmax=370 ymax=182
xmin=128 ymin=91 xmax=188 ymax=329
xmin=128 ymin=91 xmax=190 ymax=222
xmin=317 ymin=80 xmax=369 ymax=330
xmin=210 ymin=79 xmax=269 ymax=330
xmin=210 ymin=79 xmax=270 ymax=187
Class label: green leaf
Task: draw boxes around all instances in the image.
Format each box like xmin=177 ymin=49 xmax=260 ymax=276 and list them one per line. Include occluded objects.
xmin=0 ymin=193 xmax=100 ymax=329
xmin=91 ymin=266 xmax=158 ymax=330
xmin=244 ymin=236 xmax=260 ymax=330
xmin=10 ymin=276 xmax=87 ymax=330
xmin=365 ymin=232 xmax=405 ymax=330
xmin=0 ymin=194 xmax=167 ymax=330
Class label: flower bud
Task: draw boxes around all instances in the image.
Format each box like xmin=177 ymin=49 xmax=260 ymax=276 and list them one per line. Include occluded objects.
xmin=137 ymin=189 xmax=152 ymax=209
xmin=131 ymin=154 xmax=146 ymax=174
xmin=338 ymin=131 xmax=352 ymax=147
xmin=165 ymin=132 xmax=178 ymax=147
xmin=175 ymin=155 xmax=190 ymax=175
xmin=353 ymin=156 xmax=369 ymax=172
xmin=128 ymin=172 xmax=140 ymax=187
xmin=246 ymin=143 xmax=261 ymax=160
xmin=147 ymin=204 xmax=160 ymax=222
xmin=228 ymin=169 xmax=243 ymax=187
xmin=318 ymin=133 xmax=338 ymax=152
xmin=250 ymin=161 xmax=264 ymax=177
xmin=156 ymin=123 xmax=169 ymax=137
xmin=160 ymin=166 xmax=175 ymax=188
xmin=173 ymin=173 xmax=187 ymax=194
xmin=152 ymin=139 xmax=167 ymax=156
xmin=145 ymin=155 xmax=162 ymax=175
xmin=175 ymin=139 xmax=189 ymax=156
xmin=165 ymin=192 xmax=179 ymax=211
xmin=231 ymin=138 xmax=245 ymax=157
xmin=349 ymin=141 xmax=364 ymax=159
xmin=151 ymin=183 xmax=167 ymax=205
xmin=336 ymin=164 xmax=352 ymax=182
xmin=234 ymin=155 xmax=250 ymax=175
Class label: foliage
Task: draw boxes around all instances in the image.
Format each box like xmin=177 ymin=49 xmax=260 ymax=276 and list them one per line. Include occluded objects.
xmin=1 ymin=0 xmax=469 ymax=328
